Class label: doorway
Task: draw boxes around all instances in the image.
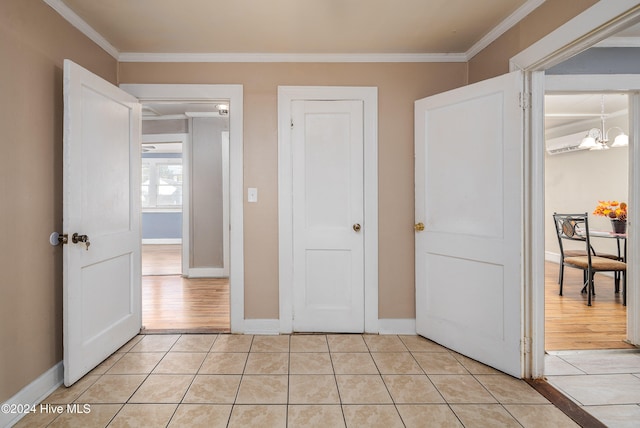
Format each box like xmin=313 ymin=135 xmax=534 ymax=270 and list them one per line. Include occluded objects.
xmin=543 ymin=92 xmax=631 ymax=351
xmin=121 ymin=83 xmax=244 ymax=333
xmin=139 ymin=101 xmax=231 ymax=332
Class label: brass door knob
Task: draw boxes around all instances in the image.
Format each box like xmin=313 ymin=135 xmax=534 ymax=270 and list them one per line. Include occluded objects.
xmin=353 ymin=223 xmax=361 ymax=232
xmin=414 ymin=222 xmax=425 ymax=232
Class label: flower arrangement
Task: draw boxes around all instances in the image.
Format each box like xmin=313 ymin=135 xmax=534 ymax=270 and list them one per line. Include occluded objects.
xmin=593 ymin=200 xmax=627 ymax=221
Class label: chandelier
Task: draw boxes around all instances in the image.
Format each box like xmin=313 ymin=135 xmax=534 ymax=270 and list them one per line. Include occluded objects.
xmin=578 ymin=95 xmax=629 ymax=151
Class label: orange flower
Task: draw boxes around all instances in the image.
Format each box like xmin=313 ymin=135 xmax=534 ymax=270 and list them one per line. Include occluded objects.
xmin=593 ymin=200 xmax=627 ymax=221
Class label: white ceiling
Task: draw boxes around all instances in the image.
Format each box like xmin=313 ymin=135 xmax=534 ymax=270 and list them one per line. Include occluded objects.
xmin=545 ymin=93 xmax=629 ymax=132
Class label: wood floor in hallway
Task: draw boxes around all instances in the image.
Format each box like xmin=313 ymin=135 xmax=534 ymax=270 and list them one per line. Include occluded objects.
xmin=142 ymin=244 xmax=230 ymax=332
xmin=545 ymin=261 xmax=633 ymax=351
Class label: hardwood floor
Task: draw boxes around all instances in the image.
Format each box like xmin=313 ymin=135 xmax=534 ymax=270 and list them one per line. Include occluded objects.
xmin=545 ymin=260 xmax=633 ymax=351
xmin=140 ymin=246 xmax=628 ymax=346
xmin=142 ymin=244 xmax=182 ymax=275
xmin=142 ymin=244 xmax=230 ymax=333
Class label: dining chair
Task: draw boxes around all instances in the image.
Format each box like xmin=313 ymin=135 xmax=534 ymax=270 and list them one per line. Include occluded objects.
xmin=552 ymin=213 xmax=621 ymax=296
xmin=553 ymin=213 xmax=626 ymax=306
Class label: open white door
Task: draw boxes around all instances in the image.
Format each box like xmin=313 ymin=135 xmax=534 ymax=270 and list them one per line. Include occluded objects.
xmin=415 ymin=71 xmax=523 ymax=377
xmin=63 ymin=60 xmax=141 ymax=386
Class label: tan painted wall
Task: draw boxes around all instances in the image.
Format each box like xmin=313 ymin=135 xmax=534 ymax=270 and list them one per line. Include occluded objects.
xmin=0 ymin=0 xmax=117 ymax=402
xmin=119 ymin=62 xmax=468 ymax=319
xmin=468 ymin=0 xmax=598 ymax=83
xmin=191 ymin=117 xmax=226 ymax=269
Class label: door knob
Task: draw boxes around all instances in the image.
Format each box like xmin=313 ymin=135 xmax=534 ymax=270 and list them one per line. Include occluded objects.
xmin=414 ymin=222 xmax=425 ymax=232
xmin=72 ymin=233 xmax=91 ymax=250
xmin=353 ymin=223 xmax=361 ymax=232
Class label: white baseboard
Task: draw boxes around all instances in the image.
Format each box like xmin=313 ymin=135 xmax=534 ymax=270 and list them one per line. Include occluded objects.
xmin=546 ymin=251 xmax=561 ymax=264
xmin=188 ymin=268 xmax=229 ymax=278
xmin=1 ymin=361 xmax=63 ymax=428
xmin=378 ymin=319 xmax=416 ymax=335
xmin=244 ymin=319 xmax=280 ymax=335
xmin=142 ymin=239 xmax=182 ymax=244
xmin=261 ymin=318 xmax=417 ymax=336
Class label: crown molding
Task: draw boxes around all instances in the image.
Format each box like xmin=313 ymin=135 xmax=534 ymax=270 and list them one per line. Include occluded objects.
xmin=42 ymin=0 xmax=119 ymax=59
xmin=594 ymin=37 xmax=640 ymax=48
xmin=117 ymin=52 xmax=468 ymax=63
xmin=466 ymin=0 xmax=546 ymax=60
xmin=42 ymin=0 xmax=542 ymax=64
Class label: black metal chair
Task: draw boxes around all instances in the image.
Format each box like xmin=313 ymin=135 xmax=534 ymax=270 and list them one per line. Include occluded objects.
xmin=553 ymin=213 xmax=626 ymax=306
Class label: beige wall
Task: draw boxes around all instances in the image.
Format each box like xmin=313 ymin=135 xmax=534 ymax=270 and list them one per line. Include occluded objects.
xmin=191 ymin=117 xmax=226 ymax=269
xmin=119 ymin=62 xmax=468 ymax=319
xmin=468 ymin=0 xmax=598 ymax=83
xmin=0 ymin=0 xmax=117 ymax=402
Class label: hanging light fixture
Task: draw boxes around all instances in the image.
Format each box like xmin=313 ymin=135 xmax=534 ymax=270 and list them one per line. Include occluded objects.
xmin=579 ymin=95 xmax=629 ymax=151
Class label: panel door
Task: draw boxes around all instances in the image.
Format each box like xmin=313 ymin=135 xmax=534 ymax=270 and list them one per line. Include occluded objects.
xmin=415 ymin=71 xmax=523 ymax=377
xmin=292 ymin=100 xmax=364 ymax=332
xmin=63 ymin=60 xmax=142 ymax=386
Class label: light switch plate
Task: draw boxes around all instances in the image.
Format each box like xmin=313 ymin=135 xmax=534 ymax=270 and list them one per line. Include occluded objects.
xmin=248 ymin=187 xmax=258 ymax=203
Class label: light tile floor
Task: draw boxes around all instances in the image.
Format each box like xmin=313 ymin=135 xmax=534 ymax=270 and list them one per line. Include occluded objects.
xmin=14 ymin=334 xmax=580 ymax=428
xmin=545 ymin=349 xmax=640 ymax=428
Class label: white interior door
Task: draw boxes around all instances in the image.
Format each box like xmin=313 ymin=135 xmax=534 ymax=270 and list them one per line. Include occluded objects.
xmin=292 ymin=100 xmax=364 ymax=332
xmin=63 ymin=60 xmax=141 ymax=386
xmin=415 ymin=71 xmax=523 ymax=377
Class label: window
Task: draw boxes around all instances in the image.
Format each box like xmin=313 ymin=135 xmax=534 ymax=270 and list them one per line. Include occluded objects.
xmin=142 ymin=159 xmax=183 ymax=209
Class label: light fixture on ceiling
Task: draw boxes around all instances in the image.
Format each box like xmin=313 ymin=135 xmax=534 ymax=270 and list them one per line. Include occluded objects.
xmin=578 ymin=95 xmax=629 ymax=151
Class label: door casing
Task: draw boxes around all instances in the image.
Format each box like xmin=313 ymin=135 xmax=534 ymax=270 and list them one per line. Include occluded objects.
xmin=120 ymin=84 xmax=245 ymax=333
xmin=509 ymin=0 xmax=640 ymax=378
xmin=278 ymin=86 xmax=378 ymax=333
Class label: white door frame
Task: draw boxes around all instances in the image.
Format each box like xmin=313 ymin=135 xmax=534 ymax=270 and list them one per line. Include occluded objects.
xmin=509 ymin=0 xmax=640 ymax=378
xmin=278 ymin=86 xmax=378 ymax=333
xmin=120 ymin=84 xmax=245 ymax=333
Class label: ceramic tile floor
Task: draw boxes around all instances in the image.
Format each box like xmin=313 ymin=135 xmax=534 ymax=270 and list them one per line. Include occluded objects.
xmin=545 ymin=350 xmax=640 ymax=428
xmin=14 ymin=334 xmax=579 ymax=428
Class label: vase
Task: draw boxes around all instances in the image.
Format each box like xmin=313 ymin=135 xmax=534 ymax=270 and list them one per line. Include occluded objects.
xmin=611 ymin=219 xmax=627 ymax=234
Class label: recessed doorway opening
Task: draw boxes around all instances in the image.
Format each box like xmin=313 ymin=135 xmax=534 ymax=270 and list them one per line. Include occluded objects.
xmin=140 ymin=101 xmax=231 ymax=333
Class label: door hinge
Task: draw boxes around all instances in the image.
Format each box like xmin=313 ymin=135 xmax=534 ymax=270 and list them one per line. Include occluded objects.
xmin=520 ymin=337 xmax=532 ymax=354
xmin=519 ymin=92 xmax=531 ymax=110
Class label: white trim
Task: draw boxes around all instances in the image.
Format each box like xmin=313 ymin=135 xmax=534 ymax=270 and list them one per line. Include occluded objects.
xmin=378 ymin=319 xmax=417 ymax=335
xmin=510 ymin=1 xmax=640 ymax=71
xmin=0 ymin=362 xmax=63 ymax=428
xmin=120 ymin=84 xmax=244 ymax=333
xmin=244 ymin=319 xmax=281 ymax=335
xmin=545 ymin=251 xmax=561 ymax=264
xmin=512 ymin=2 xmax=640 ymax=379
xmin=629 ymin=92 xmax=640 ymax=345
xmin=524 ymin=70 xmax=547 ymax=380
xmin=277 ymin=86 xmax=378 ymax=334
xmin=188 ymin=268 xmax=227 ymax=278
xmin=545 ymin=74 xmax=640 ymax=92
xmin=595 ymin=37 xmax=640 ymax=48
xmin=142 ymin=239 xmax=181 ymax=245
xmin=41 ymin=0 xmax=119 ymax=59
xmin=466 ymin=0 xmax=546 ymax=60
xmin=118 ymin=52 xmax=467 ymax=63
